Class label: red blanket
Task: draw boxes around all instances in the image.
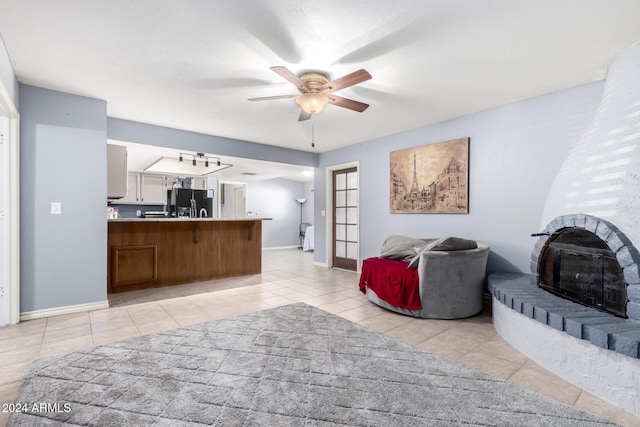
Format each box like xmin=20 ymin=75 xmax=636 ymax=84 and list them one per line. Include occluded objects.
xmin=359 ymin=257 xmax=421 ymax=310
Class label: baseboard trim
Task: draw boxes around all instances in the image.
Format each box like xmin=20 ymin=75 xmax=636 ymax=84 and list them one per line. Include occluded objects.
xmin=20 ymin=300 xmax=110 ymax=321
xmin=313 ymin=261 xmax=329 ymax=268
xmin=262 ymin=245 xmax=299 ymax=251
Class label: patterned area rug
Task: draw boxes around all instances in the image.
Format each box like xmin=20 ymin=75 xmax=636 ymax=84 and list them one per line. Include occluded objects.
xmin=11 ymin=303 xmax=616 ymax=426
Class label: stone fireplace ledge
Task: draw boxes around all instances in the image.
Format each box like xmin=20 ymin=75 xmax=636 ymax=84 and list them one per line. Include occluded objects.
xmin=489 ymin=272 xmax=640 ymax=359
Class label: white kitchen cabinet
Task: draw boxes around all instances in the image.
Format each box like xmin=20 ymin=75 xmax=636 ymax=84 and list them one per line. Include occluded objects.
xmin=116 ymin=173 xmax=140 ymax=204
xmin=139 ymin=174 xmax=166 ymax=204
xmin=115 ymin=173 xmax=168 ymax=205
xmin=191 ymin=177 xmax=207 ymax=190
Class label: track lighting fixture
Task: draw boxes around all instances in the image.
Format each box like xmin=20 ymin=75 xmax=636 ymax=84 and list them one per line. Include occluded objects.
xmin=146 ymin=152 xmax=231 ymax=176
xmin=177 ymin=152 xmax=222 ymax=168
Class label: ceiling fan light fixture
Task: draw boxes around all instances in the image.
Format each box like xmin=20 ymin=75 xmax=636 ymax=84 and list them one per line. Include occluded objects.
xmin=296 ymin=93 xmax=329 ymax=114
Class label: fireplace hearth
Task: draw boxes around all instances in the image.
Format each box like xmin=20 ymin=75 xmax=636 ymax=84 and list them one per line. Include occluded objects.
xmin=537 ymin=227 xmax=627 ymax=318
xmin=489 ymin=215 xmax=640 ymax=417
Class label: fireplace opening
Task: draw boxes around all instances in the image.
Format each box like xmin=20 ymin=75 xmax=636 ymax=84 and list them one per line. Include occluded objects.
xmin=537 ymin=227 xmax=628 ymax=318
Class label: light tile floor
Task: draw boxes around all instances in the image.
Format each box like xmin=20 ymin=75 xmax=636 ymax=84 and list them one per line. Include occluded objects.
xmin=1 ymin=249 xmax=639 ymax=426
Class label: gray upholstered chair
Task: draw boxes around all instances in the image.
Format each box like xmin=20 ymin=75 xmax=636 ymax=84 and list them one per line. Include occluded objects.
xmin=365 ymin=241 xmax=490 ymax=319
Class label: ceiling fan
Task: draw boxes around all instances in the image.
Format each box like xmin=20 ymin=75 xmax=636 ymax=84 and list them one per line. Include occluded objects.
xmin=248 ymin=66 xmax=372 ymax=121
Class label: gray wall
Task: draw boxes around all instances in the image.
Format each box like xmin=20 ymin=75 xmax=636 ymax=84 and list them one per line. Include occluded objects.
xmin=314 ymin=82 xmax=606 ymax=274
xmin=0 ymin=35 xmax=18 ymax=107
xmin=108 ymin=118 xmax=318 ymax=168
xmin=302 ymin=181 xmax=314 ymax=227
xmin=247 ymin=178 xmax=305 ymax=248
xmin=20 ymin=85 xmax=108 ymax=312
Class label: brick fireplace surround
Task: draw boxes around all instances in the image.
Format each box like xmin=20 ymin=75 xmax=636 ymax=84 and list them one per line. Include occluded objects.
xmin=489 ymin=214 xmax=640 ymax=416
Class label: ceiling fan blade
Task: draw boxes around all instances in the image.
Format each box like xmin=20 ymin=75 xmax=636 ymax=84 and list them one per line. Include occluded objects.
xmin=322 ymin=69 xmax=372 ymax=93
xmin=298 ymin=110 xmax=312 ymax=121
xmin=327 ymin=95 xmax=369 ymax=112
xmin=270 ymin=66 xmax=306 ymax=91
xmin=248 ymin=94 xmax=298 ymax=101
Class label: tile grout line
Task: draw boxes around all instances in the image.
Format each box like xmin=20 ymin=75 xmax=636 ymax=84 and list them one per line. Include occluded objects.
xmin=88 ymin=310 xmax=95 ymax=347
xmin=504 ymin=357 xmax=532 ymax=382
xmin=158 ymin=299 xmax=195 ymax=329
xmin=573 ymin=388 xmax=585 ymax=408
xmin=35 ymin=317 xmax=49 ymax=359
xmin=124 ymin=306 xmax=143 ymax=338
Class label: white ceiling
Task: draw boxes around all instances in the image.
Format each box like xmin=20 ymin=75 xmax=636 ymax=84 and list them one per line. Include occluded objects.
xmin=2 ymin=0 xmax=640 ymax=155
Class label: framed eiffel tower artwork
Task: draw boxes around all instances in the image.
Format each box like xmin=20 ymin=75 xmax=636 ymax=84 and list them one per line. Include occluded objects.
xmin=390 ymin=137 xmax=469 ymax=214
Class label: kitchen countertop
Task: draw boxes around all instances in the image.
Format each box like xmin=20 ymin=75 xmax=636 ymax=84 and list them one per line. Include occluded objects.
xmin=108 ymin=217 xmax=272 ymax=222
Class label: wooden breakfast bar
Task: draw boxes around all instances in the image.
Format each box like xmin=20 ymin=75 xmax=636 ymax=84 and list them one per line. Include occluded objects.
xmin=107 ymin=218 xmax=269 ymax=293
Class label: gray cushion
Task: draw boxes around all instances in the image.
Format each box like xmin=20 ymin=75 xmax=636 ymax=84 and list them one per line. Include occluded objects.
xmin=428 ymin=236 xmax=478 ymax=251
xmin=407 ymin=237 xmax=478 ymax=269
xmin=379 ymin=234 xmax=427 ymax=261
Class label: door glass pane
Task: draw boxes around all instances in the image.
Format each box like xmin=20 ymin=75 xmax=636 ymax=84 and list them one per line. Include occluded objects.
xmin=346 ymin=207 xmax=358 ymax=224
xmin=336 ymin=242 xmax=346 ymax=258
xmin=336 ymin=191 xmax=346 ymax=207
xmin=346 ymin=190 xmax=357 ymax=206
xmin=347 ymin=242 xmax=358 ymax=259
xmin=336 ymin=208 xmax=346 ymax=223
xmin=347 ymin=172 xmax=358 ymax=189
xmin=336 ymin=174 xmax=347 ymax=190
xmin=336 ymin=224 xmax=346 ymax=240
xmin=347 ymin=225 xmax=358 ymax=242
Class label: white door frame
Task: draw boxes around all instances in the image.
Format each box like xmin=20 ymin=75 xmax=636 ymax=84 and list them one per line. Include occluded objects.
xmin=325 ymin=161 xmax=360 ymax=271
xmin=0 ymin=82 xmax=20 ymax=326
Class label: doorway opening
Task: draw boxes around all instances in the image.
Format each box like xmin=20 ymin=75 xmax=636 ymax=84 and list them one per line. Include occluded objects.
xmin=218 ymin=181 xmax=248 ymax=218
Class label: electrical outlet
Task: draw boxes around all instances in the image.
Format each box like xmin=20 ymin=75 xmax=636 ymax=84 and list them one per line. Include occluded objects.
xmin=51 ymin=202 xmax=62 ymax=215
xmin=136 ymin=210 xmax=142 ymax=217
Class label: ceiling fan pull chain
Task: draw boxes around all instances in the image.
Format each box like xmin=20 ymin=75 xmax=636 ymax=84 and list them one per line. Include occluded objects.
xmin=311 ymin=123 xmax=315 ymax=148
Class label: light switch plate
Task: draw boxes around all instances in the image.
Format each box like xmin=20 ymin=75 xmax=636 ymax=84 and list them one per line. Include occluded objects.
xmin=51 ymin=202 xmax=62 ymax=215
